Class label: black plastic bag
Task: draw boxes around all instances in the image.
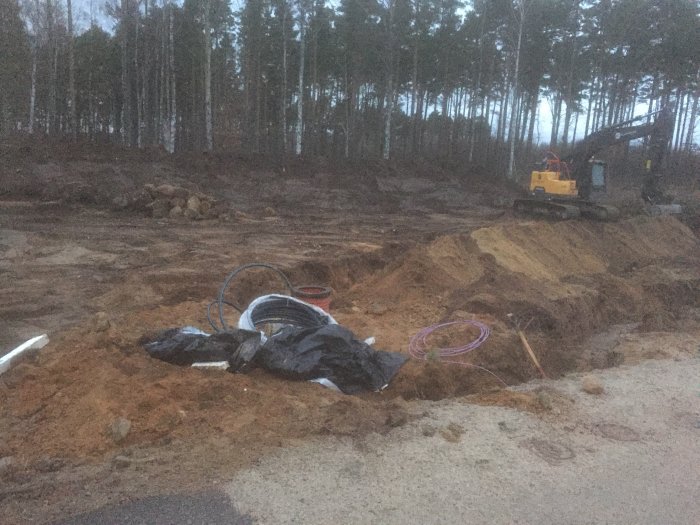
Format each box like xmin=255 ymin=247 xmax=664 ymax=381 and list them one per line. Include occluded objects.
xmin=255 ymin=325 xmax=407 ymax=394
xmin=142 ymin=328 xmax=261 ymax=366
xmin=142 ymin=325 xmax=406 ymax=394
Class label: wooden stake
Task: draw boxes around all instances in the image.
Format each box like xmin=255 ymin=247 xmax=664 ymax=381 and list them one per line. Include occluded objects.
xmin=516 ymin=329 xmax=547 ymax=379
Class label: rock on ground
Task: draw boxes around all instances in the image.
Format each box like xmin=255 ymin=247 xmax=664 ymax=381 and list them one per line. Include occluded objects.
xmin=107 ymin=418 xmax=132 ymax=444
xmin=581 ymin=374 xmax=605 ymax=395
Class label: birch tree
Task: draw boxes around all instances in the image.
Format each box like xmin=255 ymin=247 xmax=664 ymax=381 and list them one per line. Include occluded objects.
xmin=203 ymin=0 xmax=212 ymax=150
xmin=166 ymin=1 xmax=176 ymax=152
xmin=295 ymin=0 xmax=308 ymax=156
xmin=66 ymin=0 xmax=76 ymax=138
xmin=507 ymin=0 xmax=526 ymax=180
xmin=381 ymin=0 xmax=396 ymax=160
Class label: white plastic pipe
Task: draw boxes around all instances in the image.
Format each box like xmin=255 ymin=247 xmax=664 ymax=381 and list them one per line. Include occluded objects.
xmin=0 ymin=334 xmax=49 ymax=375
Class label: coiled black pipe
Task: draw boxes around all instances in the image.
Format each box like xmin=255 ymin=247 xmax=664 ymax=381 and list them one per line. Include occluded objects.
xmin=245 ymin=296 xmax=330 ymax=329
xmin=207 ymin=263 xmax=328 ymax=332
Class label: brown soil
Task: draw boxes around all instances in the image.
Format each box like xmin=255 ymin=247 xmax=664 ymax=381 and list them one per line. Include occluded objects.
xmin=1 ymin=143 xmax=699 ymax=523
xmin=3 ymin=215 xmax=697 ymax=458
xmin=465 ymin=386 xmax=575 ymax=415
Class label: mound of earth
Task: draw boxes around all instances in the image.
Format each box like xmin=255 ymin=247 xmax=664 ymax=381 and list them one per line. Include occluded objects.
xmin=0 ymin=215 xmax=698 ymax=471
xmin=336 ymin=216 xmax=700 ymax=398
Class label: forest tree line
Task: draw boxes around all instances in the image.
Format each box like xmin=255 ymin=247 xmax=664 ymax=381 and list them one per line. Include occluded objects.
xmin=0 ymin=0 xmax=699 ymax=172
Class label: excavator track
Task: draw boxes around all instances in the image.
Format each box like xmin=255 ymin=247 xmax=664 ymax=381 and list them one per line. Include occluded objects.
xmin=513 ymin=199 xmax=581 ymax=220
xmin=576 ymin=202 xmax=620 ymax=221
xmin=513 ymin=199 xmax=620 ymax=221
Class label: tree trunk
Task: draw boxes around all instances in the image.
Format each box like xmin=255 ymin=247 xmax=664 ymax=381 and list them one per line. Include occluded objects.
xmin=254 ymin=48 xmax=261 ymax=152
xmin=88 ymin=69 xmax=94 ymax=139
xmin=295 ymin=1 xmax=306 ymax=156
xmin=674 ymin=90 xmax=685 ymax=152
xmin=0 ymin=92 xmax=8 ymax=136
xmin=204 ymin=0 xmax=213 ymax=151
xmin=142 ymin=0 xmax=149 ymax=145
xmin=421 ymin=89 xmax=429 ymax=152
xmin=415 ymin=87 xmax=424 ymax=154
xmin=526 ymin=90 xmax=538 ymax=154
xmin=677 ymin=92 xmax=689 ymax=151
xmin=135 ymin=7 xmax=142 ymax=147
xmin=469 ymin=30 xmax=485 ymax=163
xmin=684 ymin=91 xmax=698 ymax=154
xmin=121 ymin=0 xmax=131 ymax=145
xmin=67 ymin=0 xmax=77 ymax=139
xmin=343 ymin=51 xmax=350 ymax=158
xmin=310 ymin=3 xmax=319 ymax=155
xmin=282 ymin=4 xmax=288 ymax=156
xmin=507 ymin=35 xmax=520 ymax=179
xmin=498 ymin=84 xmax=509 ymax=145
xmin=550 ymin=93 xmax=562 ymax=147
xmin=166 ymin=3 xmax=176 ymax=153
xmin=159 ymin=6 xmax=165 ymax=147
xmin=383 ymin=72 xmax=393 ymax=160
xmin=584 ymin=76 xmax=595 ymax=137
xmin=47 ymin=0 xmax=57 ymax=135
xmin=28 ymin=46 xmax=36 ymax=134
xmin=519 ymin=92 xmax=528 ymax=144
xmin=411 ymin=43 xmax=418 ymax=156
xmin=382 ymin=0 xmax=395 ymax=160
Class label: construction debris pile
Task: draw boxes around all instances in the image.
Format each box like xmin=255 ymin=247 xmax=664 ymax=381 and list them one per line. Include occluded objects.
xmin=141 ymin=264 xmax=407 ymax=394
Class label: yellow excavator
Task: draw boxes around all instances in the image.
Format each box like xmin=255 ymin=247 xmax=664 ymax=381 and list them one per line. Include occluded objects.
xmin=514 ymin=107 xmax=675 ymax=220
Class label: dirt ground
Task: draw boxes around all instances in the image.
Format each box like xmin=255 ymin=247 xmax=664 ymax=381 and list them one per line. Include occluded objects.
xmin=1 ymin=142 xmax=699 ymax=523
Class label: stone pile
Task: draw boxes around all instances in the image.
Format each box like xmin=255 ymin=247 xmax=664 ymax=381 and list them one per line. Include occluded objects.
xmin=114 ymin=183 xmax=226 ymax=220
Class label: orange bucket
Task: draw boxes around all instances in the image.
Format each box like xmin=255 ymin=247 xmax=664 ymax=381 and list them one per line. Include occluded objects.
xmin=292 ymin=286 xmax=332 ymax=312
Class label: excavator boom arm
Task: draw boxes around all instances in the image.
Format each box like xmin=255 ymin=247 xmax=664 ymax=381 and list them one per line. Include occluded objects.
xmin=564 ymin=108 xmax=674 ymax=200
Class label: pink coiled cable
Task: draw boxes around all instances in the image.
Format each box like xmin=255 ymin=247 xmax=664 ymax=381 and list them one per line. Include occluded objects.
xmin=408 ymin=320 xmax=507 ymax=387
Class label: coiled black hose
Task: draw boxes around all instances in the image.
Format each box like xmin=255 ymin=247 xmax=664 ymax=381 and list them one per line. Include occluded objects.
xmin=244 ymin=296 xmax=330 ymax=329
xmin=207 ymin=263 xmax=303 ymax=332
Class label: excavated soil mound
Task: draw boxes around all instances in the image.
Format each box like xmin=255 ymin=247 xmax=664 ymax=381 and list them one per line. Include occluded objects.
xmin=338 ymin=216 xmax=700 ymax=399
xmin=0 ymin=216 xmax=698 ymax=466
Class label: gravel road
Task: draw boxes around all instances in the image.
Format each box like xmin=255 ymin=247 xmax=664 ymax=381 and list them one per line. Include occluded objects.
xmin=224 ymin=357 xmax=700 ymax=525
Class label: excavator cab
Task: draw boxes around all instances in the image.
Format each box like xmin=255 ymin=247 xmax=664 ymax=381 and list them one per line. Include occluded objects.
xmin=528 ymin=152 xmax=578 ymax=199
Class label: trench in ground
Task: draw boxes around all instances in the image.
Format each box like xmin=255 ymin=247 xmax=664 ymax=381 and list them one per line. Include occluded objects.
xmin=1 ymin=215 xmax=698 ymax=467
xmin=217 ymin=215 xmax=700 ymax=401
